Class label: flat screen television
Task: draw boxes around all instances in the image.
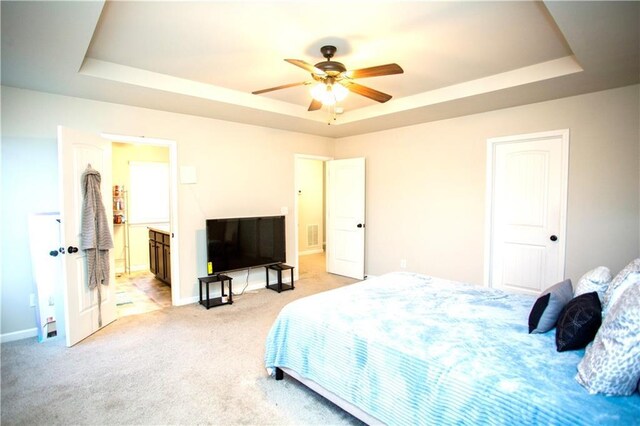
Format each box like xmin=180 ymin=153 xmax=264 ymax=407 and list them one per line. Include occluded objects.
xmin=206 ymin=215 xmax=286 ymax=275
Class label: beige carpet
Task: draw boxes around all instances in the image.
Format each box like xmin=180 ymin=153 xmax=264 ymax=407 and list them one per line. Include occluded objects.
xmin=1 ymin=254 xmax=362 ymax=425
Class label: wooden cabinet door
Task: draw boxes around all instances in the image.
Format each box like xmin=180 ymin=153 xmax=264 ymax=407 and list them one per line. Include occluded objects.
xmin=156 ymin=241 xmax=165 ymax=281
xmin=149 ymin=239 xmax=157 ymax=275
xmin=163 ymin=243 xmax=171 ymax=285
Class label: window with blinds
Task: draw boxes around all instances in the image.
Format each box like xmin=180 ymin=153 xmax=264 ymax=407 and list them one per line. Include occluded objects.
xmin=128 ymin=161 xmax=169 ymax=224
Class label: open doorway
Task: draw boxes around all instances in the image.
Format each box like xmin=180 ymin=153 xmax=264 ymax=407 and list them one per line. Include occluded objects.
xmin=295 ymin=155 xmax=331 ymax=278
xmin=57 ymin=127 xmax=179 ymax=345
xmin=111 ymin=140 xmax=173 ymax=317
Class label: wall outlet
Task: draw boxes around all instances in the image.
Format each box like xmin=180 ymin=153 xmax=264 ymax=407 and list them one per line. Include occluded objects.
xmin=400 ymin=259 xmax=407 ymax=269
xmin=29 ymin=293 xmax=36 ymax=307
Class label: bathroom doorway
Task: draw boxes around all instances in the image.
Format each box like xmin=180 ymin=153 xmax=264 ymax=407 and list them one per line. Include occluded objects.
xmin=111 ymin=141 xmax=172 ymax=317
xmin=295 ymin=155 xmax=329 ymax=279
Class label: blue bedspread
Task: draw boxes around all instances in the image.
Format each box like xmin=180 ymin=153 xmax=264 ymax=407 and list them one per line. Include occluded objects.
xmin=265 ymin=272 xmax=640 ymax=425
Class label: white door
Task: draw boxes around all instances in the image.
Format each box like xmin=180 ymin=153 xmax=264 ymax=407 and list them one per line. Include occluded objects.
xmin=326 ymin=158 xmax=365 ymax=279
xmin=58 ymin=125 xmax=117 ymax=346
xmin=486 ymin=130 xmax=569 ymax=295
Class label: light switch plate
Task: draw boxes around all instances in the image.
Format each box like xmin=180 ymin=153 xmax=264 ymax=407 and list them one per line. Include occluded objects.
xmin=180 ymin=166 xmax=197 ymax=184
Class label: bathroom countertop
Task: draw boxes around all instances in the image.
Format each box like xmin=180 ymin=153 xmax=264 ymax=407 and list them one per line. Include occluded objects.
xmin=148 ymin=225 xmax=170 ymax=234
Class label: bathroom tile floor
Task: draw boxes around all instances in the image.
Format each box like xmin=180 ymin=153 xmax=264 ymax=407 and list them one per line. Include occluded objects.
xmin=115 ymin=271 xmax=171 ymax=317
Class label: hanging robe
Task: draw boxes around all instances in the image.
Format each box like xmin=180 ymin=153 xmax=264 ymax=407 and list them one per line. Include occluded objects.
xmin=80 ymin=165 xmax=113 ymax=326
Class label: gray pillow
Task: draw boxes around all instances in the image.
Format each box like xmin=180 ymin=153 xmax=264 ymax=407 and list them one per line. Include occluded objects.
xmin=574 ymin=266 xmax=611 ymax=301
xmin=528 ymin=279 xmax=574 ymax=334
xmin=603 ymin=258 xmax=640 ymax=315
xmin=576 ymin=284 xmax=640 ymax=395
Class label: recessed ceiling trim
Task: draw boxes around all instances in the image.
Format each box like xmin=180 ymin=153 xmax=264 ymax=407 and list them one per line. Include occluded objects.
xmin=79 ymin=58 xmax=325 ymax=122
xmin=80 ymin=55 xmax=582 ymax=128
xmin=340 ymin=56 xmax=583 ymax=124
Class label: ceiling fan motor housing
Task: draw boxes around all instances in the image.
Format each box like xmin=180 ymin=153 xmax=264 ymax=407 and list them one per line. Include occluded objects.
xmin=314 ymin=60 xmax=346 ymax=76
xmin=315 ymin=45 xmax=346 ymax=76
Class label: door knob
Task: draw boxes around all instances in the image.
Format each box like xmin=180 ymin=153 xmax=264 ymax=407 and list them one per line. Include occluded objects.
xmin=550 ymin=235 xmax=558 ymax=242
xmin=68 ymin=246 xmax=79 ymax=253
xmin=357 ymin=223 xmax=365 ymax=228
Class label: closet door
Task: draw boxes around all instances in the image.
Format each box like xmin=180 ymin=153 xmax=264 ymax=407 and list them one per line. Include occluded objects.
xmin=486 ymin=130 xmax=569 ymax=295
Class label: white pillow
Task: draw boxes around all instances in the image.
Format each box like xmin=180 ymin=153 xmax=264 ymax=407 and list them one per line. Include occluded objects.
xmin=576 ymin=284 xmax=640 ymax=395
xmin=603 ymin=258 xmax=640 ymax=315
xmin=574 ymin=266 xmax=611 ymax=301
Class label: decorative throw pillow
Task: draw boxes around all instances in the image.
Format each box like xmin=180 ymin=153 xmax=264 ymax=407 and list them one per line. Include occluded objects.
xmin=555 ymin=292 xmax=602 ymax=352
xmin=574 ymin=266 xmax=611 ymax=301
xmin=603 ymin=258 xmax=640 ymax=314
xmin=576 ymin=284 xmax=640 ymax=395
xmin=528 ymin=279 xmax=573 ymax=334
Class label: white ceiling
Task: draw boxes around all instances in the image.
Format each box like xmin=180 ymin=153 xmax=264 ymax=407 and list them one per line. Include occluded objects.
xmin=2 ymin=1 xmax=638 ymax=138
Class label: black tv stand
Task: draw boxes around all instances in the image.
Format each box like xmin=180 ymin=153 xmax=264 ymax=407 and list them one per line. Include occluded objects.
xmin=265 ymin=263 xmax=295 ymax=293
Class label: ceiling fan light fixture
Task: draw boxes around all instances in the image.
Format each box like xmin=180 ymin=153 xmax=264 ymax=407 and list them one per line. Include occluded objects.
xmin=332 ymin=83 xmax=348 ymax=101
xmin=254 ymin=45 xmax=401 ymax=111
xmin=310 ymin=82 xmax=348 ymax=105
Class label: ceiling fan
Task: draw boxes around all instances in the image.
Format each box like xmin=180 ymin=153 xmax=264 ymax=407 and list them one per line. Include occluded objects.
xmin=252 ymin=45 xmax=404 ymax=111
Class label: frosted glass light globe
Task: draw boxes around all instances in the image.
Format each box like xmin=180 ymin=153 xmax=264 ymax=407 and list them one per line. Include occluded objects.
xmin=310 ymin=83 xmax=348 ymax=105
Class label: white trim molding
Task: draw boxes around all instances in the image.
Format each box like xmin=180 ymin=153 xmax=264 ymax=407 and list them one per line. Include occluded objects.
xmin=299 ymin=248 xmax=324 ymax=256
xmin=1 ymin=327 xmax=38 ymax=343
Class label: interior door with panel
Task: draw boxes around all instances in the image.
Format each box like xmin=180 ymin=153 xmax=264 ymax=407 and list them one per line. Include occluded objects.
xmin=326 ymin=158 xmax=366 ymax=280
xmin=58 ymin=125 xmax=117 ymax=346
xmin=487 ymin=130 xmax=569 ymax=295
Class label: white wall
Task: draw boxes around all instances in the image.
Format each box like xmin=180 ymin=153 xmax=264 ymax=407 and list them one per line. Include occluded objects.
xmin=1 ymin=137 xmax=59 ymax=337
xmin=334 ymin=85 xmax=640 ymax=284
xmin=296 ymin=158 xmax=325 ymax=254
xmin=1 ymin=86 xmax=334 ymax=336
xmin=3 ymin=84 xmax=639 ymax=338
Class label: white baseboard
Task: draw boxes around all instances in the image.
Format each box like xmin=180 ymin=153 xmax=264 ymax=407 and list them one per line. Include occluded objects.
xmin=115 ymin=265 xmax=149 ymax=274
xmin=1 ymin=327 xmax=37 ymax=343
xmin=299 ymin=249 xmax=324 ymax=256
xmin=130 ymin=265 xmax=148 ymax=272
xmin=180 ymin=275 xmax=296 ymax=306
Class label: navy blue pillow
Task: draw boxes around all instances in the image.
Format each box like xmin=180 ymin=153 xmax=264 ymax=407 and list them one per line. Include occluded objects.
xmin=555 ymin=292 xmax=602 ymax=352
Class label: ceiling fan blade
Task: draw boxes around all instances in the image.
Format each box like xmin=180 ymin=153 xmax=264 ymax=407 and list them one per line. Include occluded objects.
xmin=308 ymin=99 xmax=323 ymax=111
xmin=252 ymin=81 xmax=309 ymax=95
xmin=340 ymin=81 xmax=392 ymax=103
xmin=345 ymin=63 xmax=404 ymax=79
xmin=285 ymin=59 xmax=326 ymax=75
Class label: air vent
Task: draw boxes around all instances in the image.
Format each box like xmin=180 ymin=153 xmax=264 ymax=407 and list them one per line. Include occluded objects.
xmin=307 ymin=224 xmax=319 ymax=247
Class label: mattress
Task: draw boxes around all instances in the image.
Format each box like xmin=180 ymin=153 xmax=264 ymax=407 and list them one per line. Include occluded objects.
xmin=265 ymin=272 xmax=640 ymax=425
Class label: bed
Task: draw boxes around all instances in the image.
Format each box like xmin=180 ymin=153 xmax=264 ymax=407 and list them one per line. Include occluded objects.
xmin=265 ymin=272 xmax=640 ymax=425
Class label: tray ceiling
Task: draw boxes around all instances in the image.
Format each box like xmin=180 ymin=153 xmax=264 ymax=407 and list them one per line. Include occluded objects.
xmin=2 ymin=1 xmax=638 ymax=137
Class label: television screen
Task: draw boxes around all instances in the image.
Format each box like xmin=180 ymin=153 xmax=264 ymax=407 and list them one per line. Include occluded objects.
xmin=206 ymin=215 xmax=286 ymax=275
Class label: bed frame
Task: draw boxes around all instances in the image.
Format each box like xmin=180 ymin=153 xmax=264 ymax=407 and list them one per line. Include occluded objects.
xmin=275 ymin=367 xmax=383 ymax=425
